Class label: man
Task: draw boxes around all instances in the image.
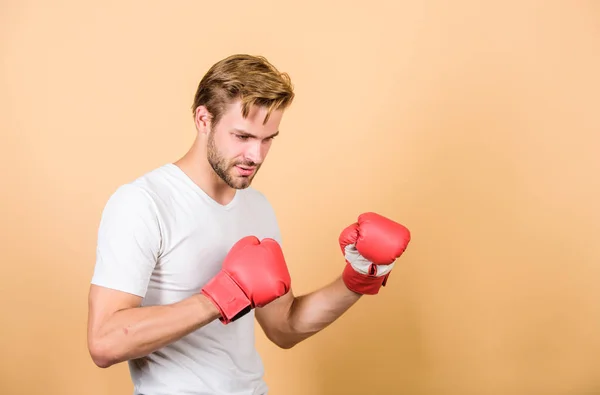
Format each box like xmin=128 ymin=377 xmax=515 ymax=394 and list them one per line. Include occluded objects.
xmin=87 ymin=54 xmax=411 ymax=395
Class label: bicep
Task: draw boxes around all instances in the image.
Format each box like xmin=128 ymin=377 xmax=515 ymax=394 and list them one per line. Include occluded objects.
xmin=255 ymin=287 xmax=295 ymax=339
xmin=88 ymin=184 xmax=160 ymax=336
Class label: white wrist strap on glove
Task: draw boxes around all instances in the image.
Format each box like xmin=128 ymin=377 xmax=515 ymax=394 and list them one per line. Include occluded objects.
xmin=344 ymin=244 xmax=395 ymax=277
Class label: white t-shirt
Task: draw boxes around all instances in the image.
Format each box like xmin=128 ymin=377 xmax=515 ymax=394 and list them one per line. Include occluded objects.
xmin=91 ymin=163 xmax=282 ymax=395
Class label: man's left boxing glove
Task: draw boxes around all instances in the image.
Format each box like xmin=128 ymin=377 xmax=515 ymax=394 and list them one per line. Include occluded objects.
xmin=201 ymin=236 xmax=292 ymax=324
xmin=339 ymin=212 xmax=411 ymax=295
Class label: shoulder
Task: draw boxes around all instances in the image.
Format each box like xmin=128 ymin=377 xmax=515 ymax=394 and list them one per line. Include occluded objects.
xmin=99 ymin=184 xmax=161 ymax=241
xmin=97 ymin=171 xmax=166 ymax=249
xmin=129 ymin=164 xmax=177 ymax=201
xmin=103 ymin=183 xmax=156 ymax=215
xmin=100 ymin=165 xmax=176 ymax=221
xmin=105 ymin=164 xmax=178 ymax=207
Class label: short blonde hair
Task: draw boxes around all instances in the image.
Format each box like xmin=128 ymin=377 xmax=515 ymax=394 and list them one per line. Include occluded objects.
xmin=192 ymin=54 xmax=295 ymax=126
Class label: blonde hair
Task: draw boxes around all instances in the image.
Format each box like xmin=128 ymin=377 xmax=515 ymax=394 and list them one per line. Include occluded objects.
xmin=192 ymin=54 xmax=295 ymax=126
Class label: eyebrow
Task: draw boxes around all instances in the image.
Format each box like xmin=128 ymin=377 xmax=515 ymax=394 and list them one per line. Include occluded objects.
xmin=233 ymin=128 xmax=280 ymax=139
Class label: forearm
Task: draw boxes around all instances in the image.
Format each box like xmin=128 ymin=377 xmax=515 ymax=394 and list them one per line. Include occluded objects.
xmin=284 ymin=277 xmax=361 ymax=347
xmin=89 ymin=294 xmax=220 ymax=367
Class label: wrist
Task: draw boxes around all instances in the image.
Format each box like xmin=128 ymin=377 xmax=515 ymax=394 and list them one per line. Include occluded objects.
xmin=342 ymin=262 xmax=388 ymax=295
xmin=194 ymin=293 xmax=222 ymax=320
xmin=201 ymin=271 xmax=252 ymax=324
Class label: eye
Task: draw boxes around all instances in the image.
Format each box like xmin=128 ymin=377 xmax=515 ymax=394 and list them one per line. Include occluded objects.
xmin=236 ymin=134 xmax=250 ymax=141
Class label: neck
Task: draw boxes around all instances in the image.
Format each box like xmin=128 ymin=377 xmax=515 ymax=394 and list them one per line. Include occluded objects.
xmin=174 ymin=137 xmax=236 ymax=205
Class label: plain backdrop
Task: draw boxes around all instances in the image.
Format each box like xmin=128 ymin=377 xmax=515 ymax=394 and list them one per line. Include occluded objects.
xmin=2 ymin=1 xmax=600 ymax=394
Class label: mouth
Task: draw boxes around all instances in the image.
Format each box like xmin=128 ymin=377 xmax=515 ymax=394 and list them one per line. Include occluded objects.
xmin=235 ymin=165 xmax=256 ymax=176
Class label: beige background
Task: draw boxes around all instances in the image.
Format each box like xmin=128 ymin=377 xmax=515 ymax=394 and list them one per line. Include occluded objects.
xmin=2 ymin=1 xmax=600 ymax=394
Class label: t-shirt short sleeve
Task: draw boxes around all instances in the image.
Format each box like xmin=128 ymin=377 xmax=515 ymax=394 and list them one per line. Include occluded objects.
xmin=91 ymin=183 xmax=162 ymax=297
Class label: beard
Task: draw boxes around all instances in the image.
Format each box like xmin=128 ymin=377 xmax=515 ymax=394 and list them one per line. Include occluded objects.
xmin=206 ymin=132 xmax=260 ymax=189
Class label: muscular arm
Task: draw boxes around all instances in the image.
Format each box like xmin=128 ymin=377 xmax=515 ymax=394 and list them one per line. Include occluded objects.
xmin=87 ymin=285 xmax=221 ymax=368
xmin=255 ymin=276 xmax=361 ymax=349
xmin=255 ymin=212 xmax=410 ymax=349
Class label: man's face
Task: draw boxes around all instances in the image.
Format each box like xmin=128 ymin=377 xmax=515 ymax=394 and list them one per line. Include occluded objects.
xmin=206 ymin=100 xmax=283 ymax=189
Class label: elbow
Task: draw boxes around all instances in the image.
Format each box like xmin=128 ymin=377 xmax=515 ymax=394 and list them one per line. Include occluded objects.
xmin=88 ymin=338 xmax=119 ymax=368
xmin=274 ymin=338 xmax=297 ymax=350
xmin=91 ymin=357 xmax=113 ymax=369
xmin=265 ymin=330 xmax=300 ymax=350
xmin=89 ymin=347 xmax=114 ymax=369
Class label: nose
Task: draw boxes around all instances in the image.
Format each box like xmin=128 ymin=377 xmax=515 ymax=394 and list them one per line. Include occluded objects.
xmin=245 ymin=140 xmax=265 ymax=165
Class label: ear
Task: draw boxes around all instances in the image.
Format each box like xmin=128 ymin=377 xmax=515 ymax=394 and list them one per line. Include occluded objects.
xmin=194 ymin=106 xmax=212 ymax=135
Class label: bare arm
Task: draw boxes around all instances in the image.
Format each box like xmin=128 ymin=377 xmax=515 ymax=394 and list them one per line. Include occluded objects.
xmin=255 ymin=276 xmax=361 ymax=349
xmin=87 ymin=285 xmax=220 ymax=368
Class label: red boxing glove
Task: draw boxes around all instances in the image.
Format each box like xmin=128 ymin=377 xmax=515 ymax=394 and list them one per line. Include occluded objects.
xmin=339 ymin=212 xmax=411 ymax=295
xmin=202 ymin=236 xmax=291 ymax=324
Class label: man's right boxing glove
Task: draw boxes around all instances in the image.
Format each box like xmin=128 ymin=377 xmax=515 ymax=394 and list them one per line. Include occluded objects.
xmin=201 ymin=236 xmax=292 ymax=324
xmin=339 ymin=212 xmax=411 ymax=295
